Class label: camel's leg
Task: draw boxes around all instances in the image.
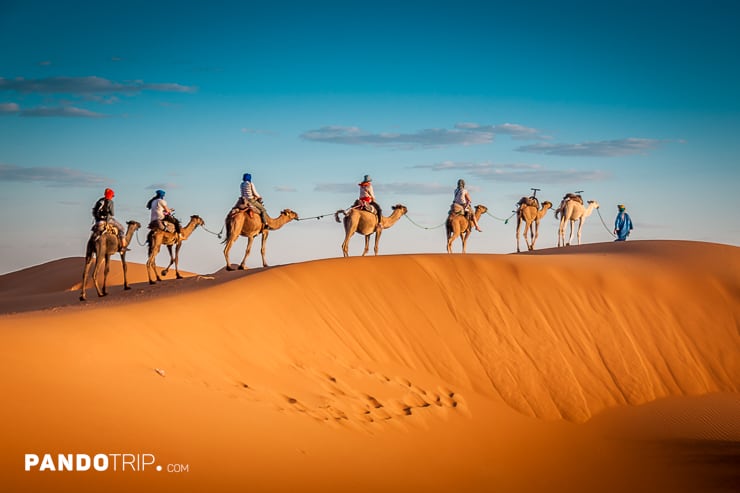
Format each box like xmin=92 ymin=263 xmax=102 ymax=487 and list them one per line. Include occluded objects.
xmin=101 ymin=254 xmax=111 ymax=296
xmin=576 ymin=219 xmax=583 ymax=245
xmin=461 ymin=231 xmax=469 ymax=254
xmin=373 ymin=229 xmax=382 ymax=256
xmin=121 ymin=251 xmax=131 ymax=290
xmin=341 ymin=218 xmax=354 ymax=258
xmin=224 ymin=236 xmax=237 ymax=270
xmin=79 ymin=255 xmax=95 ymax=301
xmin=260 ymin=231 xmax=269 ymax=267
xmin=341 ymin=232 xmax=351 ymax=257
xmin=239 ymin=235 xmax=254 ymax=269
xmin=531 ymin=220 xmax=540 ymax=251
xmin=447 ymin=229 xmax=459 ymax=253
xmin=362 ymin=234 xmax=370 ymax=256
xmin=92 ymin=245 xmax=105 ymax=297
xmin=162 ymin=244 xmax=175 ymax=277
xmin=566 ymin=220 xmax=575 ymax=246
xmin=174 ymin=242 xmax=183 ymax=278
xmin=558 ymin=218 xmax=566 ymax=247
xmin=515 ymin=217 xmax=523 ymax=253
xmin=146 ymin=244 xmax=162 ymax=284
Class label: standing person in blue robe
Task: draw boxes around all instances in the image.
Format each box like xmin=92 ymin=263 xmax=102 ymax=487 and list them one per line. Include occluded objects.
xmin=613 ymin=204 xmax=633 ymax=241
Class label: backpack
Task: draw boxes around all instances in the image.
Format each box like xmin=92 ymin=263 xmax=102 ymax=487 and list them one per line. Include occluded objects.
xmin=93 ymin=198 xmax=107 ymax=220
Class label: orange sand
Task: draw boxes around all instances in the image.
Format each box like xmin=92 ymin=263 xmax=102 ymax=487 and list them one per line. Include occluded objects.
xmin=0 ymin=240 xmax=738 ymax=492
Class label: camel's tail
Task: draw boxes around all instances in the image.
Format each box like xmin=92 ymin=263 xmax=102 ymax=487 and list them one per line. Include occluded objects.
xmin=334 ymin=210 xmax=346 ymax=223
xmin=554 ymin=199 xmax=567 ymax=219
xmin=222 ymin=213 xmax=233 ymax=244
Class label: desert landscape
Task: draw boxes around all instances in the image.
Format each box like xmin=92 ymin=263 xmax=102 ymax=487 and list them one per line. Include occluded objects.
xmin=0 ymin=240 xmax=738 ymax=493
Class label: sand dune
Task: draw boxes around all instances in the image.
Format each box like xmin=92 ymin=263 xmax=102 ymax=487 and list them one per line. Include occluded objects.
xmin=0 ymin=240 xmax=738 ymax=492
xmin=0 ymin=257 xmax=195 ymax=314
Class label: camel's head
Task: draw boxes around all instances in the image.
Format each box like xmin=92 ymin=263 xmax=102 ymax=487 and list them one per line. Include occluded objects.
xmin=542 ymin=201 xmax=553 ymax=209
xmin=190 ymin=214 xmax=205 ymax=226
xmin=391 ymin=204 xmax=408 ymax=215
xmin=126 ymin=220 xmax=142 ymax=231
xmin=281 ymin=209 xmax=299 ymax=220
xmin=588 ymin=200 xmax=599 ymax=209
xmin=475 ymin=204 xmax=488 ymax=214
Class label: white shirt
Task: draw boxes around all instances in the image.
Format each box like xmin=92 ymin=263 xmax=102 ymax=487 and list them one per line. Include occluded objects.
xmin=150 ymin=198 xmax=168 ymax=221
xmin=240 ymin=181 xmax=260 ymax=200
xmin=453 ymin=187 xmax=471 ymax=206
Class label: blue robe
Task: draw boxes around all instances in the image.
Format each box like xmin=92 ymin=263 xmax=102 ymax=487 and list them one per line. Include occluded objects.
xmin=614 ymin=212 xmax=633 ymax=241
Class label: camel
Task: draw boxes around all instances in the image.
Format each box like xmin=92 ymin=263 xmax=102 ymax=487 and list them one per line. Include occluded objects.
xmin=334 ymin=204 xmax=408 ymax=257
xmin=79 ymin=220 xmax=141 ymax=301
xmin=145 ymin=215 xmax=205 ymax=284
xmin=516 ymin=200 xmax=553 ymax=252
xmin=556 ymin=200 xmax=600 ymax=247
xmin=223 ymin=208 xmax=299 ymax=270
xmin=446 ymin=204 xmax=487 ymax=253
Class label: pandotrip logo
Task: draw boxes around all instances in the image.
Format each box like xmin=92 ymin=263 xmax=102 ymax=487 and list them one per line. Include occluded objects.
xmin=24 ymin=453 xmax=190 ymax=473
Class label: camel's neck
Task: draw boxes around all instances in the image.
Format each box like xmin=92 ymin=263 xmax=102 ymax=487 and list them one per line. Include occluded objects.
xmin=124 ymin=226 xmax=138 ymax=243
xmin=584 ymin=205 xmax=596 ymax=217
xmin=474 ymin=209 xmax=485 ymax=221
xmin=537 ymin=206 xmax=551 ymax=219
xmin=180 ymin=219 xmax=200 ymax=240
xmin=265 ymin=213 xmax=294 ymax=230
xmin=381 ymin=210 xmax=404 ymax=228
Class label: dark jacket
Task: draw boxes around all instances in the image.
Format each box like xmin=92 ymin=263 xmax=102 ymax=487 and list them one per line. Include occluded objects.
xmin=93 ymin=198 xmax=114 ymax=221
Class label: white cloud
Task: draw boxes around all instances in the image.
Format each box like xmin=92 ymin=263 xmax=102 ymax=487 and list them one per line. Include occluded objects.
xmin=516 ymin=138 xmax=666 ymax=156
xmin=0 ymin=102 xmax=20 ymax=114
xmin=301 ymin=125 xmax=494 ymax=149
xmin=413 ymin=160 xmax=610 ymax=184
xmin=275 ymin=186 xmax=297 ymax=192
xmin=0 ymin=76 xmax=197 ymax=95
xmin=455 ymin=122 xmax=545 ymax=140
xmin=301 ymin=121 xmax=545 ymax=149
xmin=0 ymin=164 xmax=109 ymax=187
xmin=315 ymin=181 xmax=457 ymax=195
xmin=20 ymin=106 xmax=106 ymax=118
xmin=146 ymin=183 xmax=180 ymax=191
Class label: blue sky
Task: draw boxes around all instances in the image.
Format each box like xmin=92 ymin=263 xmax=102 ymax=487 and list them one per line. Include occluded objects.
xmin=1 ymin=0 xmax=739 ymax=274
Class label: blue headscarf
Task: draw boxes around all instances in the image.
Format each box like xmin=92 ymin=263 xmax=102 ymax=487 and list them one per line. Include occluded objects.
xmin=156 ymin=189 xmax=165 ymax=198
xmin=243 ymin=173 xmax=252 ymax=182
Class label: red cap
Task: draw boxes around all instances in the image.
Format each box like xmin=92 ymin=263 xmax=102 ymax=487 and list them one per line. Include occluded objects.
xmin=104 ymin=188 xmax=114 ymax=199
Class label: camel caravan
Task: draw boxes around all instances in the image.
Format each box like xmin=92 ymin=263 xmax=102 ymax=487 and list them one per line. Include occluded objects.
xmin=79 ymin=175 xmax=607 ymax=301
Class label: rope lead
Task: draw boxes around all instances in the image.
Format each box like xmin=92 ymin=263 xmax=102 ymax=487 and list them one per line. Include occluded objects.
xmin=595 ymin=208 xmax=617 ymax=238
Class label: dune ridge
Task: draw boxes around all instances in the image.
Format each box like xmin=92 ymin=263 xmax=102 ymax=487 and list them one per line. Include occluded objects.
xmin=1 ymin=240 xmax=738 ymax=492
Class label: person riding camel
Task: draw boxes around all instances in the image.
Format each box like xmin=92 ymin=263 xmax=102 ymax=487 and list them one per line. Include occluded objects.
xmin=452 ymin=179 xmax=482 ymax=232
xmin=358 ymin=174 xmax=383 ymax=228
xmin=240 ymin=172 xmax=269 ymax=227
xmin=92 ymin=188 xmax=128 ymax=250
xmin=146 ymin=189 xmax=181 ymax=234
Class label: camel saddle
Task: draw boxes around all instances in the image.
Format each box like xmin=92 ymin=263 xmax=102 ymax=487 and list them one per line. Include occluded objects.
xmin=517 ymin=196 xmax=540 ymax=209
xmin=230 ymin=197 xmax=259 ymax=219
xmin=563 ymin=193 xmax=583 ymax=204
xmin=449 ymin=203 xmax=473 ymax=221
xmin=148 ymin=220 xmax=177 ymax=233
xmin=352 ymin=199 xmax=376 ymax=215
xmin=91 ymin=221 xmax=118 ymax=236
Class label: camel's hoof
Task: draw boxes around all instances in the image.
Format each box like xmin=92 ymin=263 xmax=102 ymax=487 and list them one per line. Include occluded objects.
xmin=149 ymin=280 xmax=156 ymax=285
xmin=161 ymin=270 xmax=169 ymax=276
xmin=226 ymin=265 xmax=234 ymax=271
xmin=79 ymin=296 xmax=86 ymax=302
xmin=176 ymin=274 xmax=183 ymax=279
xmin=238 ymin=265 xmax=247 ymax=270
xmin=124 ymin=286 xmax=131 ymax=291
